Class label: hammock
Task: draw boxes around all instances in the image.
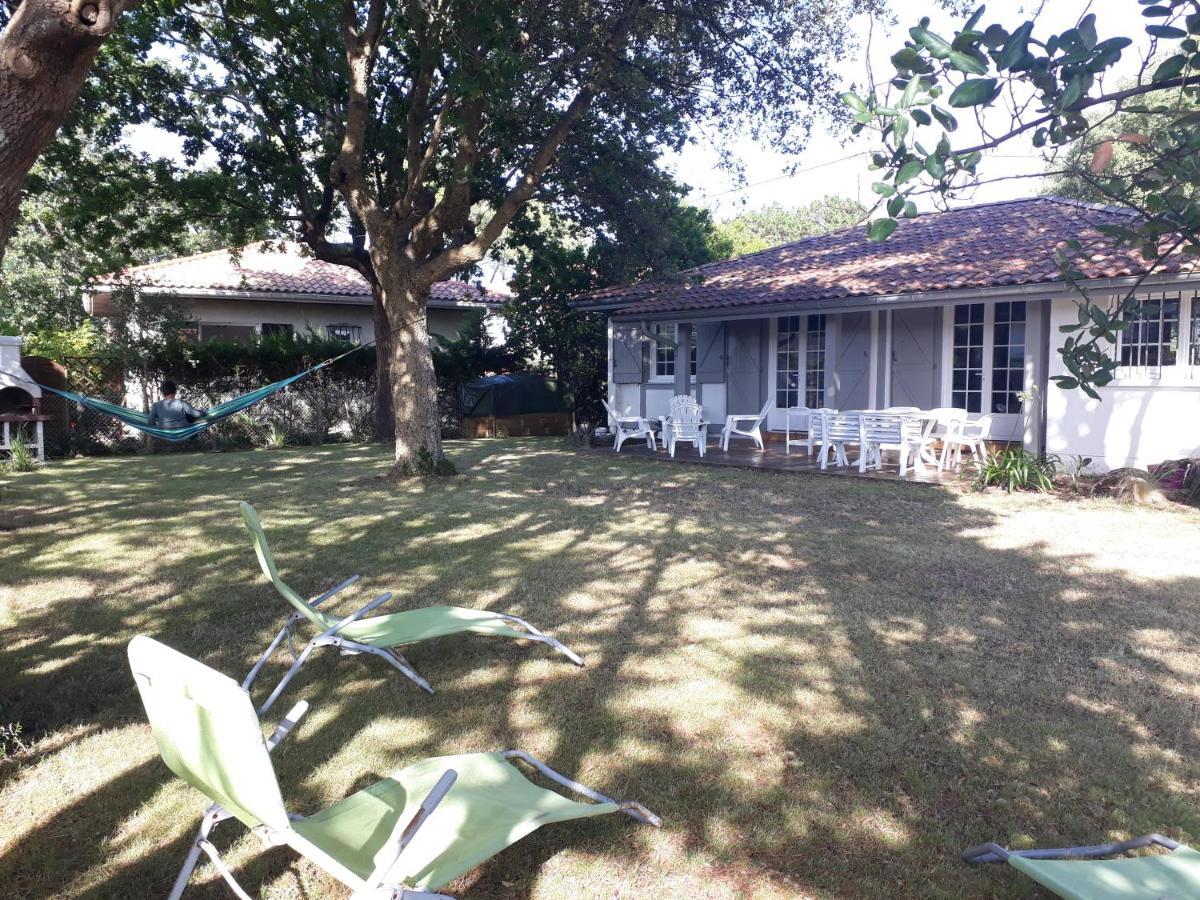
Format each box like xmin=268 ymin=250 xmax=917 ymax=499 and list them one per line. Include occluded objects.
xmin=37 ymin=363 xmax=334 ymax=442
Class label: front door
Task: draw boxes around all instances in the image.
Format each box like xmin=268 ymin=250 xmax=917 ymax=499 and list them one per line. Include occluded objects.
xmin=890 ymin=308 xmax=938 ymax=408
xmin=727 ymin=319 xmax=765 ymax=414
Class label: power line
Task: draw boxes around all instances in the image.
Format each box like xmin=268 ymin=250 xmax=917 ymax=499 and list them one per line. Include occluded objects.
xmin=694 ymin=151 xmax=871 ymax=201
xmin=693 ymin=148 xmax=1057 ymax=204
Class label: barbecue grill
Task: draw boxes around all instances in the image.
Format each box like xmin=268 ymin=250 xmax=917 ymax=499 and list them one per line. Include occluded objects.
xmin=0 ymin=336 xmax=47 ymax=461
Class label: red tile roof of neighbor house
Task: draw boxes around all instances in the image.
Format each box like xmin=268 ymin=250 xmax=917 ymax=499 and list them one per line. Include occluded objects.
xmin=578 ymin=196 xmax=1197 ymax=316
xmin=100 ymin=241 xmax=508 ymax=305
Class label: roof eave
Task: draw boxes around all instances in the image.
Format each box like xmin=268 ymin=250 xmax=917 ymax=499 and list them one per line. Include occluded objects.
xmin=85 ymin=283 xmax=505 ymax=310
xmin=606 ymin=270 xmax=1200 ymax=321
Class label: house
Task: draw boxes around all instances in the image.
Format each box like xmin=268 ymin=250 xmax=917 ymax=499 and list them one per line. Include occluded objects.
xmin=83 ymin=242 xmax=508 ymax=344
xmin=576 ymin=196 xmax=1200 ymax=471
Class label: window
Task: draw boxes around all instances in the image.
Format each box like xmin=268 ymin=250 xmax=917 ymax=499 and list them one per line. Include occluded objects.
xmin=951 ymin=303 xmax=985 ymax=413
xmin=775 ymin=316 xmax=802 ymax=408
xmin=199 ymin=323 xmax=257 ymax=343
xmin=991 ymin=301 xmax=1026 ymax=414
xmin=805 ymin=315 xmax=827 ymax=408
xmin=261 ymin=323 xmax=294 ymax=338
xmin=327 ymin=323 xmax=362 ymax=343
xmin=1192 ymin=300 xmax=1200 ymax=367
xmin=653 ymin=323 xmax=675 ymax=379
xmin=1120 ymin=293 xmax=1180 ymax=368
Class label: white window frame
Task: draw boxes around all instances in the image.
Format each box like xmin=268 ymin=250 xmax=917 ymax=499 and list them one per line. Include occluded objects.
xmin=649 ymin=322 xmax=676 ymax=383
xmin=1114 ymin=290 xmax=1187 ymax=379
xmin=648 ymin=323 xmax=697 ymax=383
xmin=327 ymin=322 xmax=363 ymax=343
xmin=770 ymin=314 xmax=826 ymax=411
xmin=940 ymin=302 xmax=1031 ymax=425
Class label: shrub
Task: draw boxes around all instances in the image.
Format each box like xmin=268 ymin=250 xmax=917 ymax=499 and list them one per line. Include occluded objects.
xmin=4 ymin=430 xmax=40 ymax=473
xmin=259 ymin=423 xmax=289 ymax=449
xmin=1092 ymin=467 xmax=1164 ymax=505
xmin=975 ymin=448 xmax=1057 ymax=493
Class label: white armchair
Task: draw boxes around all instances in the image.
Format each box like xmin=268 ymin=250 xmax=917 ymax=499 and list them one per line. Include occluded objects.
xmin=663 ymin=394 xmax=706 ymax=457
xmin=940 ymin=414 xmax=992 ymax=470
xmin=601 ymin=399 xmax=657 ymax=453
xmin=720 ymin=399 xmax=772 ymax=451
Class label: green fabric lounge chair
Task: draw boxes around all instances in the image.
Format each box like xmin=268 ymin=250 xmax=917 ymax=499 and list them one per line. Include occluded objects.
xmin=128 ymin=635 xmax=660 ymax=900
xmin=239 ymin=502 xmax=585 ymax=713
xmin=964 ymin=834 xmax=1200 ymax=899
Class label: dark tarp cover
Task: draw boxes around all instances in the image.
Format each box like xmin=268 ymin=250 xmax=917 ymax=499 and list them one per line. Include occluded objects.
xmin=461 ymin=373 xmax=568 ymax=417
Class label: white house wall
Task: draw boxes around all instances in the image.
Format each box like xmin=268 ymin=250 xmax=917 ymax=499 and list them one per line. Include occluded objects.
xmin=1045 ymin=296 xmax=1200 ymax=470
xmin=180 ymin=296 xmax=484 ymax=343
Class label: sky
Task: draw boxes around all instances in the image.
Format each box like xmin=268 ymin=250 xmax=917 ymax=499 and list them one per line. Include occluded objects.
xmin=674 ymin=1 xmax=1157 ymax=221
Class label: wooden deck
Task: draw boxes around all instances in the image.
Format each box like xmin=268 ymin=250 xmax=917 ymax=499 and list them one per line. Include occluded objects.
xmin=587 ymin=435 xmax=962 ymax=485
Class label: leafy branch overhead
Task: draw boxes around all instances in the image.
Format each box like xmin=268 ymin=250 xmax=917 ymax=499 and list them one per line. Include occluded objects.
xmin=846 ymin=1 xmax=1200 ymax=397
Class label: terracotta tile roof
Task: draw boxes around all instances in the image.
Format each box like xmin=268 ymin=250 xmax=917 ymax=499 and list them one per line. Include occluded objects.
xmin=101 ymin=241 xmax=507 ymax=306
xmin=578 ymin=197 xmax=1194 ymax=316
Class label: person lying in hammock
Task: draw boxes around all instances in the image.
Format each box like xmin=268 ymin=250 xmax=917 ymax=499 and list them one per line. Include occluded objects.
xmin=148 ymin=380 xmax=207 ymax=431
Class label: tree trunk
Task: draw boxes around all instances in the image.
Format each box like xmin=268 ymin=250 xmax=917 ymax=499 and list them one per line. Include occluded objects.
xmin=371 ymin=295 xmax=395 ymax=442
xmin=377 ymin=269 xmax=444 ymax=472
xmin=0 ymin=0 xmax=128 ymax=260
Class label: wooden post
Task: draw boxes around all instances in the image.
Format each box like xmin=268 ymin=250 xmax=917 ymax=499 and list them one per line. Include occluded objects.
xmin=675 ymin=322 xmax=693 ymax=397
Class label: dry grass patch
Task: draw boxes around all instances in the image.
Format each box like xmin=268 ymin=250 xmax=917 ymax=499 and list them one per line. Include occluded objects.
xmin=2 ymin=439 xmax=1200 ymax=898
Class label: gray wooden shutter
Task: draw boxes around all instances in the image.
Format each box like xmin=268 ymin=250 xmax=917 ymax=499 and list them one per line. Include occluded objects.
xmin=694 ymin=323 xmax=726 ymax=383
xmin=612 ymin=322 xmax=645 ymax=384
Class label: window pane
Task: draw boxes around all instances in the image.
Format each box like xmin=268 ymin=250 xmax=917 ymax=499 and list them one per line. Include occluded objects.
xmin=952 ymin=304 xmax=986 ymax=414
xmin=1119 ymin=292 xmax=1182 ymax=371
xmin=1192 ymin=299 xmax=1200 ymax=366
xmin=990 ymin=297 xmax=1026 ymax=414
xmin=804 ymin=315 xmax=826 ymax=407
xmin=775 ymin=316 xmax=804 ymax=408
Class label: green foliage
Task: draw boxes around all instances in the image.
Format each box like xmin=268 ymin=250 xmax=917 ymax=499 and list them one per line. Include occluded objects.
xmin=259 ymin=423 xmax=289 ymax=450
xmin=975 ymin=449 xmax=1059 ymax=493
xmin=20 ymin=321 xmax=106 ymax=362
xmin=851 ymin=1 xmax=1200 ymax=397
xmin=430 ymin=311 xmax=516 ymax=385
xmin=505 ymin=200 xmax=722 ymax=424
xmin=708 ymin=197 xmax=866 ymax=259
xmin=121 ymin=330 xmax=373 ymax=382
xmin=4 ymin=431 xmax=40 ymax=474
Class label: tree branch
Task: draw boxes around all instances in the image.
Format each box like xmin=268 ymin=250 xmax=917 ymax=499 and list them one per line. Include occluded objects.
xmin=331 ymin=0 xmax=387 ymax=228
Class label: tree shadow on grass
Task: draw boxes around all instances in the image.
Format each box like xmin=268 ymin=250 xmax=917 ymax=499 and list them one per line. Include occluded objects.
xmin=2 ymin=439 xmax=1200 ymax=898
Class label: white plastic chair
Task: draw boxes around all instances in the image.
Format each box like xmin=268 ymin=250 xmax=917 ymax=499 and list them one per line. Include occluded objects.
xmin=817 ymin=411 xmax=862 ymax=470
xmin=919 ymin=407 xmax=966 ymax=468
xmin=861 ymin=413 xmax=924 ymax=478
xmin=940 ymin=414 xmax=993 ymax=470
xmin=720 ymin=399 xmax=772 ymax=451
xmin=664 ymin=395 xmax=707 ymax=458
xmin=601 ymin=399 xmax=657 ymax=452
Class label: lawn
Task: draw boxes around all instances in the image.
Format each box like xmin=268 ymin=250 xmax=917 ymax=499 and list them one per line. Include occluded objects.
xmin=2 ymin=438 xmax=1200 ymax=899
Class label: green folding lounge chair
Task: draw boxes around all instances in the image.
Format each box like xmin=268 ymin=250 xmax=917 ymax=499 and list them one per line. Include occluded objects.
xmin=964 ymin=834 xmax=1200 ymax=899
xmin=128 ymin=635 xmax=660 ymax=900
xmin=239 ymin=502 xmax=584 ymax=713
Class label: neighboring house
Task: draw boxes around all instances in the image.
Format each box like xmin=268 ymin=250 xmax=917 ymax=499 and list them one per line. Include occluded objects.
xmin=576 ymin=196 xmax=1200 ymax=471
xmin=84 ymin=241 xmax=508 ymax=345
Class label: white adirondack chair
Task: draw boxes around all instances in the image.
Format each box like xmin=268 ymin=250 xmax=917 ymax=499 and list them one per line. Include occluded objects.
xmin=601 ymin=399 xmax=657 ymax=453
xmin=720 ymin=399 xmax=772 ymax=451
xmin=940 ymin=414 xmax=993 ymax=471
xmin=663 ymin=395 xmax=707 ymax=458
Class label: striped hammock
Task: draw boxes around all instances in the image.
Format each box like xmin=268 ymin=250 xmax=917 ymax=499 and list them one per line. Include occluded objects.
xmin=40 ymin=367 xmax=325 ymax=442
